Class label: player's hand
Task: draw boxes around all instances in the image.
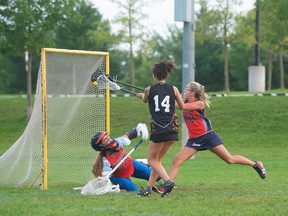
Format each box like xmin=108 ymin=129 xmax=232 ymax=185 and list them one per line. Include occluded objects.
xmin=136 ymin=93 xmax=144 ymax=100
xmin=136 ymin=123 xmax=148 ymax=140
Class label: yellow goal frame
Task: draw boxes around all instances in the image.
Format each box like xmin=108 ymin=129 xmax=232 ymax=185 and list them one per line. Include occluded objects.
xmin=40 ymin=48 xmax=110 ymax=190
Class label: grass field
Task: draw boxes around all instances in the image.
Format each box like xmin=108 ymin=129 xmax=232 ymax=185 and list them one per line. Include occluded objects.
xmin=0 ymin=94 xmax=288 ymax=215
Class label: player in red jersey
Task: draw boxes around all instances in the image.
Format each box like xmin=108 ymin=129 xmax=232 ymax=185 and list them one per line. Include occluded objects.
xmin=91 ymin=123 xmax=162 ymax=192
xmin=169 ymin=81 xmax=266 ymax=180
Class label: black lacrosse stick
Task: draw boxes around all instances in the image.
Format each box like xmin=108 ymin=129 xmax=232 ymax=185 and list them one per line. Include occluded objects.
xmin=90 ymin=69 xmax=142 ymax=95
xmin=91 ymin=69 xmax=104 ymax=82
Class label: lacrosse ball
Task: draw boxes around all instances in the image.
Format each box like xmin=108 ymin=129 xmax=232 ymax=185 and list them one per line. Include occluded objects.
xmin=92 ymin=81 xmax=97 ymax=86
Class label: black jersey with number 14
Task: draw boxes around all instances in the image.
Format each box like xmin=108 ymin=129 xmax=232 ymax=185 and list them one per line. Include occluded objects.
xmin=148 ymin=83 xmax=179 ymax=134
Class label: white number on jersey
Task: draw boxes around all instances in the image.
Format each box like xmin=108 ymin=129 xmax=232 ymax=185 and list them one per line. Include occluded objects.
xmin=154 ymin=95 xmax=170 ymax=112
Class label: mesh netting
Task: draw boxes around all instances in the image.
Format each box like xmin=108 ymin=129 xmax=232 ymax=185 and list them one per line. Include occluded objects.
xmin=0 ymin=49 xmax=109 ymax=188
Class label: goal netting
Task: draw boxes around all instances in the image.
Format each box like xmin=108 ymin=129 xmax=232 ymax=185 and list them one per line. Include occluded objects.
xmin=0 ymin=48 xmax=110 ymax=189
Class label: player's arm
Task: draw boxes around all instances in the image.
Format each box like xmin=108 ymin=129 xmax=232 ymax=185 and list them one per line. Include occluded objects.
xmin=117 ymin=123 xmax=149 ymax=146
xmin=183 ymin=100 xmax=204 ymax=110
xmin=174 ymin=86 xmax=184 ymax=110
xmin=175 ymin=100 xmax=184 ymax=109
xmin=136 ymin=86 xmax=150 ymax=103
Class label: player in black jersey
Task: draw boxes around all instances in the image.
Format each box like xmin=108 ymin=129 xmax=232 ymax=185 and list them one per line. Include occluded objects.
xmin=136 ymin=59 xmax=184 ymax=197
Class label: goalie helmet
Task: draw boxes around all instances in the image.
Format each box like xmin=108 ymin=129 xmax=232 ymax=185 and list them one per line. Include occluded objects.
xmin=91 ymin=131 xmax=119 ymax=152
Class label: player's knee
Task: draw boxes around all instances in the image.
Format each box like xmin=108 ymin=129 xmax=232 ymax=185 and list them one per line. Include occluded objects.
xmin=172 ymin=157 xmax=182 ymax=167
xmin=224 ymin=157 xmax=235 ymax=164
xmin=147 ymin=158 xmax=155 ymax=167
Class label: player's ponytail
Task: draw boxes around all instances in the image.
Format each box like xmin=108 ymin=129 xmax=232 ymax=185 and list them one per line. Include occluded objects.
xmin=92 ymin=152 xmax=105 ymax=177
xmin=152 ymin=59 xmax=176 ymax=80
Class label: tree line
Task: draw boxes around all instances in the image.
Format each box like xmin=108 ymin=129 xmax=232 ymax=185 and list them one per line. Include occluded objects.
xmin=1 ymin=0 xmax=287 ymax=97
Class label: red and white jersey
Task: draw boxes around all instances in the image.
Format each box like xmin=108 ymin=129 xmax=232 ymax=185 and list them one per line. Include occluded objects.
xmin=183 ymin=100 xmax=212 ymax=139
xmin=105 ymin=147 xmax=134 ymax=178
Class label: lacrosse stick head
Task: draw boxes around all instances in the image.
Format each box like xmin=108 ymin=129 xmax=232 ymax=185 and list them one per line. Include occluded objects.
xmin=80 ymin=177 xmax=120 ymax=195
xmin=91 ymin=131 xmax=119 ymax=152
xmin=90 ymin=70 xmax=121 ymax=90
xmin=91 ymin=69 xmax=102 ymax=82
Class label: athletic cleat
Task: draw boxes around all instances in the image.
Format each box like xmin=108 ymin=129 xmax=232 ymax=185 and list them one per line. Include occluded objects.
xmin=161 ymin=180 xmax=176 ymax=197
xmin=136 ymin=186 xmax=151 ymax=196
xmin=152 ymin=185 xmax=164 ymax=194
xmin=253 ymin=161 xmax=266 ymax=179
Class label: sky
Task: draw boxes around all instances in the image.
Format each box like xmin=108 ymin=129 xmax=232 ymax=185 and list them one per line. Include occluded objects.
xmin=90 ymin=0 xmax=255 ymax=35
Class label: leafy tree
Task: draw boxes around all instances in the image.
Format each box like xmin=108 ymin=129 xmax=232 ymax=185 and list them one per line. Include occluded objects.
xmin=195 ymin=39 xmax=224 ymax=91
xmin=230 ymin=10 xmax=256 ymax=90
xmin=196 ymin=0 xmax=219 ymax=45
xmin=194 ymin=0 xmax=251 ymax=91
xmin=213 ymin=0 xmax=243 ymax=91
xmin=55 ymin=0 xmax=118 ymax=51
xmin=0 ymin=54 xmax=11 ymax=93
xmin=0 ymin=0 xmax=81 ymax=119
xmin=261 ymin=0 xmax=288 ymax=89
xmin=110 ymin=0 xmax=149 ymax=91
xmin=135 ymin=25 xmax=183 ymax=90
xmin=194 ymin=0 xmax=224 ymax=91
xmin=55 ymin=0 xmax=124 ymax=77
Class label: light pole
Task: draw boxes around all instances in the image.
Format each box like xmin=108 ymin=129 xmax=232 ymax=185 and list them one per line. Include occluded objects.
xmin=174 ymin=0 xmax=195 ymax=149
xmin=254 ymin=0 xmax=260 ymax=66
xmin=248 ymin=0 xmax=265 ymax=92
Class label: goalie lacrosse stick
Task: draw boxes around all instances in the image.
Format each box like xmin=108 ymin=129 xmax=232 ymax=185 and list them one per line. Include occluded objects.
xmin=90 ymin=70 xmax=144 ymax=95
xmin=79 ymin=139 xmax=144 ymax=195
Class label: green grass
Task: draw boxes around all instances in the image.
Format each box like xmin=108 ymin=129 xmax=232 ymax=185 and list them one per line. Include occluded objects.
xmin=1 ymin=94 xmax=288 ymax=215
xmin=0 ymin=96 xmax=27 ymax=154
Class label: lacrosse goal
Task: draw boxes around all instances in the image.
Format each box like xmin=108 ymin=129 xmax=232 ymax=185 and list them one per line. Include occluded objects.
xmin=0 ymin=48 xmax=111 ymax=190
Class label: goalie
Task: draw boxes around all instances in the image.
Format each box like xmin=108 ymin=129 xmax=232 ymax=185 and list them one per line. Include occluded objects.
xmin=90 ymin=123 xmax=162 ymax=193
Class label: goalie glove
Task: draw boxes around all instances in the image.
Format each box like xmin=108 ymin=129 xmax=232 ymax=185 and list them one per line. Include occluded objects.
xmin=136 ymin=123 xmax=148 ymax=140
